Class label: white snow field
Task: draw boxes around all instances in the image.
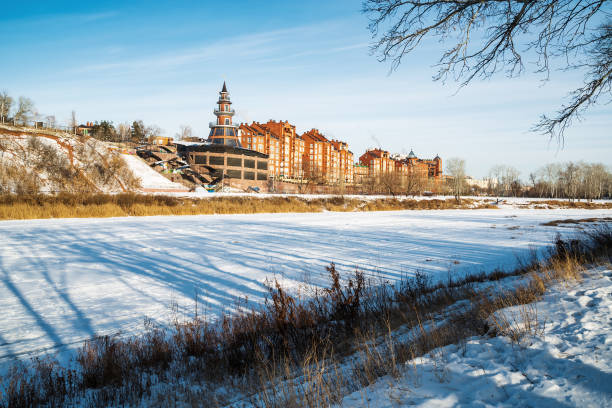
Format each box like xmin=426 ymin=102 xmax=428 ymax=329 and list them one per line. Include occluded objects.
xmin=0 ymin=208 xmax=610 ymax=365
xmin=121 ymin=154 xmax=187 ymax=191
xmin=340 ymin=266 xmax=612 ymax=408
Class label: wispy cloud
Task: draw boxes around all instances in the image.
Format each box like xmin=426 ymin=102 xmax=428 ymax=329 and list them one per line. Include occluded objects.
xmin=70 ymin=19 xmax=365 ymax=76
xmin=0 ymin=10 xmax=117 ymax=26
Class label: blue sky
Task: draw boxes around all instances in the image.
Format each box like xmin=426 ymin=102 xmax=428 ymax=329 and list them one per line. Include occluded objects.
xmin=1 ymin=0 xmax=609 ymax=178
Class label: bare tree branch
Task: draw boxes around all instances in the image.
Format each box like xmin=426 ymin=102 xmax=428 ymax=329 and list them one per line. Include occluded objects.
xmin=363 ymin=0 xmax=611 ymax=141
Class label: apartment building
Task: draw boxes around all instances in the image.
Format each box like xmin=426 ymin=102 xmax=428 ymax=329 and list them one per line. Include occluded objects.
xmin=301 ymin=128 xmax=331 ymax=180
xmin=239 ymin=122 xmax=281 ymax=177
xmin=359 ymin=148 xmax=395 ymax=175
xmin=330 ymin=140 xmax=354 ymax=183
xmin=360 ymin=148 xmax=442 ymax=179
xmin=257 ymin=120 xmax=304 ymax=179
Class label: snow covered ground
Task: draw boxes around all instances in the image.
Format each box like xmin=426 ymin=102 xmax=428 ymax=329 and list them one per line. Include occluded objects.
xmin=121 ymin=154 xmax=187 ymax=191
xmin=0 ymin=208 xmax=610 ymax=366
xmin=341 ymin=266 xmax=612 ymax=407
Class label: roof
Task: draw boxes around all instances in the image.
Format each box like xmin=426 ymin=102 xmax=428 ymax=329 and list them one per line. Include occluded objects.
xmin=302 ymin=129 xmax=330 ymax=143
xmin=221 ymin=81 xmax=228 ymax=93
xmin=174 ymin=141 xmax=208 ymax=147
xmin=407 ymin=149 xmax=417 ymax=159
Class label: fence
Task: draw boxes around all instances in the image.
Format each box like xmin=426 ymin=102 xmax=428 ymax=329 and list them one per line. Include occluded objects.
xmin=0 ymin=118 xmax=75 ymax=133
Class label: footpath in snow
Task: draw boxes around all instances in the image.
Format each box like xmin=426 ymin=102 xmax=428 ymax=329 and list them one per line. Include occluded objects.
xmin=341 ymin=266 xmax=612 ymax=407
xmin=0 ymin=208 xmax=610 ymax=365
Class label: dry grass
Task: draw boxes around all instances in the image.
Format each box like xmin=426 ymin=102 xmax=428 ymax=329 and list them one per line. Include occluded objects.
xmin=0 ymin=134 xmax=140 ymax=194
xmin=0 ymin=193 xmax=492 ymax=220
xmin=532 ymin=200 xmax=612 ymax=210
xmin=1 ymin=227 xmax=610 ymax=407
xmin=542 ymin=216 xmax=612 ymax=227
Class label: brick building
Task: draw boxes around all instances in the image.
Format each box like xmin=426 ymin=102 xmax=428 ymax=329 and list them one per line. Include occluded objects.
xmin=301 ymin=129 xmax=354 ymax=183
xmin=330 ymin=140 xmax=354 ymax=183
xmin=359 ymin=148 xmax=442 ymax=179
xmin=259 ymin=120 xmax=304 ymax=179
xmin=301 ymin=128 xmax=331 ymax=180
xmin=240 ymin=122 xmax=353 ymax=183
xmin=178 ymin=82 xmax=270 ymax=188
xmin=359 ymin=148 xmax=395 ymax=175
xmin=395 ymin=150 xmax=442 ymax=178
xmin=239 ymin=122 xmax=281 ymax=177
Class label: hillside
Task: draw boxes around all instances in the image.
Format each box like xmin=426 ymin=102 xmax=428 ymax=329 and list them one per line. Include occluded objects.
xmin=0 ymin=124 xmax=140 ymax=194
xmin=121 ymin=153 xmax=189 ymax=192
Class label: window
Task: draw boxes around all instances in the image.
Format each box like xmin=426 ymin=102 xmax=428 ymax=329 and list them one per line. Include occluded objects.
xmin=244 ymin=159 xmax=255 ymax=168
xmin=227 ymin=157 xmax=242 ymax=167
xmin=226 ymin=169 xmax=241 ymax=179
xmin=225 ymin=118 xmax=230 ymax=125
xmin=194 ymin=155 xmax=207 ymax=165
xmin=209 ymin=156 xmax=224 ymax=165
xmin=257 ymin=161 xmax=268 ymax=170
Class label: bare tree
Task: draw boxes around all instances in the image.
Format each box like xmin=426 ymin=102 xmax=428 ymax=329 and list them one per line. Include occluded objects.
xmin=117 ymin=122 xmax=132 ymax=143
xmin=175 ymin=125 xmax=193 ymax=140
xmin=378 ymin=171 xmax=404 ymax=197
xmin=0 ymin=91 xmax=12 ymax=123
xmin=146 ymin=124 xmax=163 ymax=139
xmin=364 ymin=1 xmax=611 ymax=140
xmin=489 ymin=165 xmax=521 ymax=196
xmin=561 ymin=162 xmax=582 ymax=201
xmin=527 ymin=161 xmax=611 ymax=199
xmin=14 ymin=97 xmax=34 ymax=125
xmin=45 ymin=115 xmax=56 ymax=129
xmin=446 ymin=157 xmax=466 ymax=202
xmin=70 ymin=110 xmax=78 ymax=134
xmin=580 ymin=162 xmax=608 ymax=200
xmin=404 ymin=168 xmax=427 ymax=196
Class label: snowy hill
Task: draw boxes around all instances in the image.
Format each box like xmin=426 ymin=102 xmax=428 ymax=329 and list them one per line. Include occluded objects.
xmin=0 ymin=124 xmax=140 ymax=193
xmin=121 ymin=153 xmax=188 ymax=191
xmin=341 ymin=267 xmax=612 ymax=407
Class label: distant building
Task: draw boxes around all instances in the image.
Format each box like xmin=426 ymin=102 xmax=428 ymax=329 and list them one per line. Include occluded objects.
xmin=359 ymin=148 xmax=395 ymax=175
xmin=241 ymin=122 xmax=354 ymax=183
xmin=359 ymin=148 xmax=442 ymax=179
xmin=301 ymin=129 xmax=354 ymax=183
xmin=148 ymin=135 xmax=174 ymax=146
xmin=330 ymin=139 xmax=354 ymax=183
xmin=239 ymin=122 xmax=281 ymax=177
xmin=465 ymin=176 xmax=495 ymax=190
xmin=261 ymin=120 xmax=304 ymax=179
xmin=177 ymin=83 xmax=269 ymax=187
xmin=208 ymin=81 xmax=241 ymax=147
xmin=392 ymin=150 xmax=442 ymax=178
xmin=77 ymin=122 xmax=94 ymax=136
xmin=353 ymin=163 xmax=369 ymax=184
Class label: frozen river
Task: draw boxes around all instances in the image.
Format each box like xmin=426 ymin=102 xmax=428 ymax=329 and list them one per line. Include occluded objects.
xmin=1 ymin=208 xmax=610 ymax=362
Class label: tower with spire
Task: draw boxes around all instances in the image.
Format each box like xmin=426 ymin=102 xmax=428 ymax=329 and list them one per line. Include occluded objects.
xmin=208 ymin=82 xmax=241 ymax=147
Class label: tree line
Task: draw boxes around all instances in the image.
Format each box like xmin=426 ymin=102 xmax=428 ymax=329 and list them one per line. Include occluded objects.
xmin=526 ymin=162 xmax=611 ymax=200
xmin=85 ymin=120 xmax=164 ymax=144
xmin=0 ymin=90 xmax=171 ymax=144
xmin=467 ymin=162 xmax=612 ymax=200
xmin=0 ymin=91 xmax=40 ymax=125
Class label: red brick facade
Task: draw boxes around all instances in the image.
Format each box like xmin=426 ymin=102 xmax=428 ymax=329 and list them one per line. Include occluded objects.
xmin=359 ymin=148 xmax=442 ymax=179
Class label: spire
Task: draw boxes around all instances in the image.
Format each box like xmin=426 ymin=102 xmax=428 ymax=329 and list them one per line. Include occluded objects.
xmin=407 ymin=149 xmax=417 ymax=159
xmin=208 ymin=81 xmax=241 ymax=147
